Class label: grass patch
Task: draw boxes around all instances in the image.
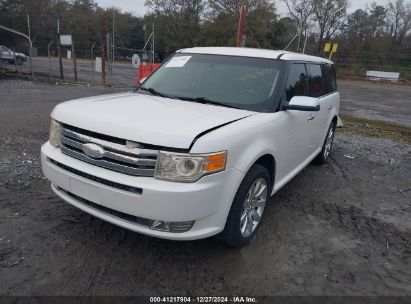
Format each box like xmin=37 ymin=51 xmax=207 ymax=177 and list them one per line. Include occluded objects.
xmin=340 ymin=115 xmax=411 ymax=144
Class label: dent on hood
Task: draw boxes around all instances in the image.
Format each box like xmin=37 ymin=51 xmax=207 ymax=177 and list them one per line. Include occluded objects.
xmin=188 ymin=115 xmax=254 ymax=150
xmin=51 ymin=93 xmax=256 ymax=150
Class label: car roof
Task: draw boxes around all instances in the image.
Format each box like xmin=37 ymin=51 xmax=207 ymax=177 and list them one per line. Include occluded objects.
xmin=177 ymin=47 xmax=333 ymax=64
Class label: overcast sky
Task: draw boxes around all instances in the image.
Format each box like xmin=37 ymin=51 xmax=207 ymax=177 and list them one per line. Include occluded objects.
xmin=95 ymin=0 xmax=393 ymax=17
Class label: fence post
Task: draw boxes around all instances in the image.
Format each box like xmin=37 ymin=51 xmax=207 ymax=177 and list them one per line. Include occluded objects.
xmin=91 ymin=42 xmax=96 ymax=83
xmin=47 ymin=40 xmax=54 ymax=81
xmin=72 ymin=39 xmax=78 ymax=82
xmin=12 ymin=47 xmax=21 ymax=77
xmin=57 ymin=19 xmax=64 ymax=80
xmin=12 ymin=47 xmax=18 ymax=73
xmin=106 ymin=32 xmax=112 ymax=86
xmin=100 ymin=16 xmax=107 ymax=86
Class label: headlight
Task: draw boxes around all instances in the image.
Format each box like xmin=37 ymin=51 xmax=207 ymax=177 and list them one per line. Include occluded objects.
xmin=49 ymin=119 xmax=61 ymax=148
xmin=155 ymin=151 xmax=227 ymax=182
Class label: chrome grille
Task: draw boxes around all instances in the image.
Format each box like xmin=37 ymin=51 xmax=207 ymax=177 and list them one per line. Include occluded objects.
xmin=60 ymin=126 xmax=158 ymax=177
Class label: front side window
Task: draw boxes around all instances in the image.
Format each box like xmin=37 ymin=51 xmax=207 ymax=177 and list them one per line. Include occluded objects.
xmin=285 ymin=64 xmax=308 ymax=101
xmin=307 ymin=64 xmax=326 ymax=97
xmin=140 ymin=53 xmax=284 ymax=112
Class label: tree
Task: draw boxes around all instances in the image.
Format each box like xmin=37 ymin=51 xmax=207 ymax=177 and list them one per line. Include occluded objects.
xmin=368 ymin=4 xmax=387 ymax=38
xmin=343 ymin=9 xmax=369 ymax=51
xmin=387 ymin=0 xmax=411 ymax=49
xmin=144 ymin=1 xmax=207 ymax=59
xmin=246 ymin=3 xmax=278 ymax=48
xmin=65 ymin=0 xmax=99 ymax=44
xmin=276 ymin=17 xmax=299 ymax=49
xmin=203 ymin=0 xmax=279 ymax=48
xmin=313 ymin=0 xmax=348 ymax=55
xmin=207 ymin=0 xmax=273 ymax=18
xmin=281 ymin=0 xmax=317 ymax=52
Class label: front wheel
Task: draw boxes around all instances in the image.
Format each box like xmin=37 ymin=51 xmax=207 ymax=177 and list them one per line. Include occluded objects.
xmin=16 ymin=57 xmax=24 ymax=65
xmin=314 ymin=121 xmax=336 ymax=164
xmin=217 ymin=164 xmax=270 ymax=247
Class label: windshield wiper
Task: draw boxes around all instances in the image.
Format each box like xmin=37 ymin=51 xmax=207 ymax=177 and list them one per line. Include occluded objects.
xmin=176 ymin=96 xmax=241 ymax=110
xmin=139 ymin=87 xmax=175 ymax=99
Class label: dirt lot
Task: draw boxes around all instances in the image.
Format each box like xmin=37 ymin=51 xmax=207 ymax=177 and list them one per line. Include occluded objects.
xmin=0 ymin=78 xmax=410 ymax=296
xmin=339 ymin=80 xmax=411 ymax=128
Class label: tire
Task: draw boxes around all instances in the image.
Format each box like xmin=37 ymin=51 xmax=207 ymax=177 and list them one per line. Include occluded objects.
xmin=314 ymin=120 xmax=336 ymax=165
xmin=217 ymin=164 xmax=271 ymax=248
xmin=16 ymin=57 xmax=23 ymax=65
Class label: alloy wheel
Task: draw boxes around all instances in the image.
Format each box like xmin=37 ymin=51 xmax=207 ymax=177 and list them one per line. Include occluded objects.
xmin=240 ymin=178 xmax=268 ymax=237
xmin=324 ymin=127 xmax=334 ymax=159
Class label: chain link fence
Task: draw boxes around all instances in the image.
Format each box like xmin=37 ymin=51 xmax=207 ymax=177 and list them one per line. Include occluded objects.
xmin=1 ymin=41 xmax=154 ymax=88
xmin=333 ymin=51 xmax=411 ymax=82
xmin=2 ymin=43 xmax=411 ymax=85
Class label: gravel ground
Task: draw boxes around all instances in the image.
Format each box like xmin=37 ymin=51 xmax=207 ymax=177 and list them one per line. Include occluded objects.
xmin=0 ymin=78 xmax=410 ymax=296
xmin=339 ymin=80 xmax=411 ymax=127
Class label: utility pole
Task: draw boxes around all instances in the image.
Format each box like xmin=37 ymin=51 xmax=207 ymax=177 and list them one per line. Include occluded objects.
xmin=236 ymin=5 xmax=247 ymax=47
xmin=144 ymin=18 xmax=146 ymax=47
xmin=57 ymin=19 xmax=64 ymax=80
xmin=152 ymin=22 xmax=155 ymax=63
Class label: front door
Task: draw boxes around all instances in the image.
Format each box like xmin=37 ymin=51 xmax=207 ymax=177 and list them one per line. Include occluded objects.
xmin=274 ymin=63 xmax=318 ymax=182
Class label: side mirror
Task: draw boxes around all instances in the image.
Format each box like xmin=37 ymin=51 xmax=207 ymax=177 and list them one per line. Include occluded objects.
xmin=284 ymin=96 xmax=320 ymax=112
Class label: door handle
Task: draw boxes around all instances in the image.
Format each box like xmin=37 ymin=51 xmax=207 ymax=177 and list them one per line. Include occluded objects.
xmin=307 ymin=114 xmax=315 ymax=121
xmin=328 ymin=106 xmax=333 ymax=110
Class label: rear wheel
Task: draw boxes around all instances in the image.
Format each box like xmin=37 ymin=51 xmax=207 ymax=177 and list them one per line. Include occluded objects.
xmin=217 ymin=164 xmax=270 ymax=247
xmin=314 ymin=121 xmax=336 ymax=164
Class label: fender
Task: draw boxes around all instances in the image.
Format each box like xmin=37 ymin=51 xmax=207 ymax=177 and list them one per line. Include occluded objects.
xmin=190 ymin=112 xmax=280 ymax=188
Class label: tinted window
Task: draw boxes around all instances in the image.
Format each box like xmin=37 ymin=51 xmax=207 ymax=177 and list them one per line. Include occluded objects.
xmin=285 ymin=64 xmax=308 ymax=101
xmin=307 ymin=64 xmax=325 ymax=97
xmin=324 ymin=64 xmax=337 ymax=93
xmin=141 ymin=53 xmax=283 ymax=112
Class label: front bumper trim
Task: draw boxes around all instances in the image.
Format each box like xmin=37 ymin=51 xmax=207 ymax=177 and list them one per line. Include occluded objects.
xmin=54 ymin=185 xmax=194 ymax=233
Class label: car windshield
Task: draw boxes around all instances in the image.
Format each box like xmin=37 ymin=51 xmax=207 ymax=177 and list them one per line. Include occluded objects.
xmin=139 ymin=53 xmax=283 ymax=111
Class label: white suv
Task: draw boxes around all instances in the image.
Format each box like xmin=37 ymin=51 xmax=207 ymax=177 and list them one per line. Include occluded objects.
xmin=41 ymin=47 xmax=340 ymax=247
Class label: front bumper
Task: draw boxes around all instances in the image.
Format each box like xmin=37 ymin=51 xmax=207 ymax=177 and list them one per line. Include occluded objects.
xmin=41 ymin=142 xmax=244 ymax=240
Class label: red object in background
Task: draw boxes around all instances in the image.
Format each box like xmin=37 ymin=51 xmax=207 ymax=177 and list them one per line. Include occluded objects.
xmin=136 ymin=63 xmax=161 ymax=84
xmin=236 ymin=4 xmax=247 ymax=47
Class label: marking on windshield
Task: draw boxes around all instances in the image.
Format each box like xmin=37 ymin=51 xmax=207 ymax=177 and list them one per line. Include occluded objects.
xmin=165 ymin=56 xmax=192 ymax=68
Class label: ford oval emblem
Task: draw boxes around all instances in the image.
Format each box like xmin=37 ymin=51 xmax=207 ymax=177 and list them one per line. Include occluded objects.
xmin=82 ymin=143 xmax=105 ymax=159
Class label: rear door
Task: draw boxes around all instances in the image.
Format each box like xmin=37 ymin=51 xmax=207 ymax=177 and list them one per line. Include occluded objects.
xmin=306 ymin=63 xmax=334 ymax=151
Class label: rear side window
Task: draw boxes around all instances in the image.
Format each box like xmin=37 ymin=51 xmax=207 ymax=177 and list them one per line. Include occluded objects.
xmin=285 ymin=64 xmax=308 ymax=101
xmin=307 ymin=64 xmax=325 ymax=97
xmin=324 ymin=64 xmax=337 ymax=93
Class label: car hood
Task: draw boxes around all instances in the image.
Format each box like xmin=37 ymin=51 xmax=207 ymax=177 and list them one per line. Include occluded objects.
xmin=51 ymin=92 xmax=256 ymax=149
